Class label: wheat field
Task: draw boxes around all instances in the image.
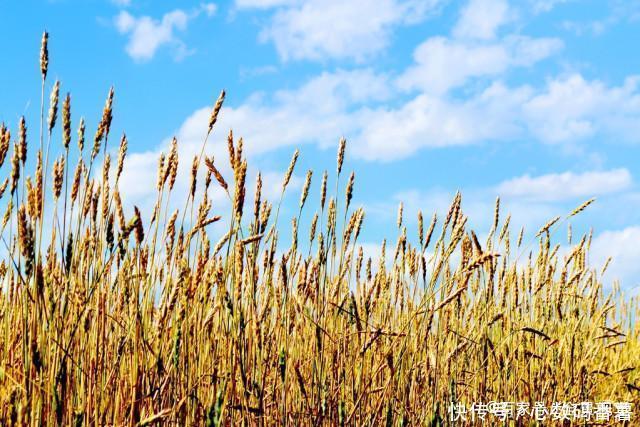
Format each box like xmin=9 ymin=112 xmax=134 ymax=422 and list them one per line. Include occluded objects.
xmin=0 ymin=33 xmax=638 ymax=426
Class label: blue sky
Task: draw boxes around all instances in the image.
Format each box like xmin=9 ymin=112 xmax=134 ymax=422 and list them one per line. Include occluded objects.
xmin=1 ymin=0 xmax=640 ymax=290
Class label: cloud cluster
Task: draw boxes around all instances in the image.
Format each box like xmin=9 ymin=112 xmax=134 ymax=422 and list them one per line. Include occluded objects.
xmin=453 ymin=0 xmax=512 ymax=40
xmin=114 ymin=4 xmax=217 ymax=62
xmin=397 ymin=36 xmax=562 ymax=94
xmin=218 ymin=0 xmax=635 ymax=160
xmin=495 ymin=169 xmax=632 ymax=202
xmin=240 ymin=0 xmax=444 ymax=62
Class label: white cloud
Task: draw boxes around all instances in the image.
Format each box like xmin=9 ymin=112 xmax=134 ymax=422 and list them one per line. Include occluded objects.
xmin=523 ymin=74 xmax=640 ymax=144
xmin=114 ymin=5 xmax=217 ymax=62
xmin=397 ymin=35 xmax=562 ymax=94
xmin=367 ymin=73 xmax=640 ymax=161
xmin=351 ymin=82 xmax=531 ymax=160
xmin=258 ymin=0 xmax=443 ymax=62
xmin=495 ymin=169 xmax=633 ymax=202
xmin=591 ymin=227 xmax=640 ymax=292
xmin=210 ymin=69 xmax=391 ymax=154
xmin=115 ymin=10 xmax=190 ymax=61
xmin=395 ymin=0 xmax=560 ymax=95
xmin=203 ymin=71 xmax=523 ymax=162
xmin=453 ymin=0 xmax=512 ymax=40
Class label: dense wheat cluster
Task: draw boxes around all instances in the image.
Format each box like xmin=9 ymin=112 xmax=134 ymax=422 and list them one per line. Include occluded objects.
xmin=0 ymin=33 xmax=638 ymax=426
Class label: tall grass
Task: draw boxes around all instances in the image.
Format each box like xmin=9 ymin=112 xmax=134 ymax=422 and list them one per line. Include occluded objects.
xmin=0 ymin=33 xmax=638 ymax=426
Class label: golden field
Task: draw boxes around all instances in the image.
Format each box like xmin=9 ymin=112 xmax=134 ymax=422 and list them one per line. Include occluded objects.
xmin=0 ymin=33 xmax=638 ymax=426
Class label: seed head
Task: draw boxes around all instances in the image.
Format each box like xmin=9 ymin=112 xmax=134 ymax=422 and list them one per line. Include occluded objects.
xmin=345 ymin=172 xmax=355 ymax=210
xmin=133 ymin=206 xmax=144 ymax=245
xmin=40 ymin=31 xmax=49 ymax=80
xmin=62 ymin=93 xmax=71 ymax=149
xmin=536 ymin=216 xmax=560 ymax=237
xmin=204 ymin=156 xmax=228 ymax=191
xmin=253 ymin=172 xmax=262 ymax=223
xmin=116 ymin=133 xmax=127 ymax=181
xmin=18 ymin=117 xmax=27 ymax=165
xmin=300 ymin=170 xmax=312 ymax=210
xmin=417 ymin=211 xmax=424 ymax=246
xmin=71 ymin=159 xmax=83 ymax=204
xmin=282 ymin=149 xmax=299 ymax=191
xmin=157 ymin=153 xmax=165 ymax=192
xmin=17 ymin=205 xmax=35 ymax=276
xmin=114 ymin=190 xmax=125 ymax=229
xmin=320 ymin=170 xmax=327 ymax=211
xmin=493 ymin=196 xmax=500 ymax=231
xmin=233 ymin=160 xmax=247 ymax=219
xmin=309 ymin=212 xmax=318 ymax=244
xmin=235 ymin=138 xmax=243 ymax=173
xmin=35 ymin=152 xmax=43 ymax=218
xmin=101 ymin=86 xmax=115 ymax=138
xmin=168 ymin=138 xmax=179 ymax=190
xmin=10 ymin=143 xmax=20 ymax=195
xmin=77 ymin=117 xmax=85 ymax=152
xmin=227 ymin=129 xmax=235 ymax=171
xmin=47 ymin=80 xmax=60 ymax=133
xmin=0 ymin=125 xmax=9 ymax=168
xmin=569 ymin=198 xmax=595 ymax=218
xmin=190 ymin=155 xmax=198 ymax=198
xmin=0 ymin=178 xmax=8 ymax=200
xmin=53 ymin=155 xmax=65 ymax=199
xmin=337 ymin=137 xmax=346 ymax=176
xmin=208 ymin=89 xmax=225 ymax=134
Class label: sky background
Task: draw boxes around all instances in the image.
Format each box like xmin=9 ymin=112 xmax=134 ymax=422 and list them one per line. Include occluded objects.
xmin=1 ymin=0 xmax=640 ymax=292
